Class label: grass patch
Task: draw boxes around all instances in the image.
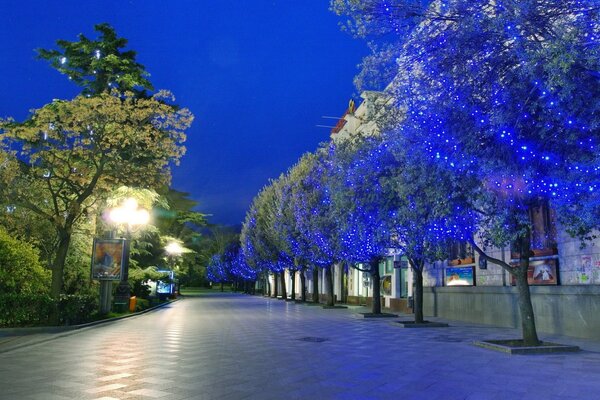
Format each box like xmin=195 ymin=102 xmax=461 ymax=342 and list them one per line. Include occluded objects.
xmin=179 ymin=287 xmax=213 ymax=295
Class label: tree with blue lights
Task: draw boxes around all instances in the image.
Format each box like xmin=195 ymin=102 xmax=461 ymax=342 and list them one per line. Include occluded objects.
xmin=327 ymin=137 xmax=398 ymax=314
xmin=385 ymin=132 xmax=478 ymax=323
xmin=285 ymin=153 xmax=324 ymax=303
xmin=330 ymin=0 xmax=444 ymax=91
xmin=333 ymin=0 xmax=600 ymax=345
xmin=391 ymin=1 xmax=600 ymax=343
xmin=206 ymin=254 xmax=229 ymax=292
xmin=241 ymin=182 xmax=293 ymax=298
xmin=289 ymin=149 xmax=343 ymax=306
xmin=271 ymin=172 xmax=306 ymax=301
xmin=241 ymin=196 xmax=276 ymax=297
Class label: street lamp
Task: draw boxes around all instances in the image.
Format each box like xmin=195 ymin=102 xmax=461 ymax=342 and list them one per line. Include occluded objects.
xmin=107 ymin=198 xmax=150 ymax=311
xmin=165 ymin=241 xmax=184 ymax=297
xmin=108 ymin=198 xmax=150 ymax=229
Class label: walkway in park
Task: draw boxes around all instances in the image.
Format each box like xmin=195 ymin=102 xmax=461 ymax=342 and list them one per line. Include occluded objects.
xmin=1 ymin=293 xmax=600 ymax=400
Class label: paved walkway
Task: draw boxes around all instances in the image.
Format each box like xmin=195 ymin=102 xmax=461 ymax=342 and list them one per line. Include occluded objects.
xmin=1 ymin=293 xmax=599 ymax=400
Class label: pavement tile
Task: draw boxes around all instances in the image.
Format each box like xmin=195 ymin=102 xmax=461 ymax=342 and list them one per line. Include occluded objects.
xmin=1 ymin=293 xmax=600 ymax=399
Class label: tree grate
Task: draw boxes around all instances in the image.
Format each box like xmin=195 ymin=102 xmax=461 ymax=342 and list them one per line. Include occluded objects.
xmin=297 ymin=337 xmax=329 ymax=343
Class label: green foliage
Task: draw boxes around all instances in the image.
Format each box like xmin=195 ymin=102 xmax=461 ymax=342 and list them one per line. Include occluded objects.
xmin=63 ymin=231 xmax=97 ymax=296
xmin=0 ymin=293 xmax=54 ymax=327
xmin=58 ymin=294 xmax=98 ymax=325
xmin=128 ymin=266 xmax=170 ymax=298
xmin=0 ymin=91 xmax=193 ymax=298
xmin=0 ymin=227 xmax=50 ymax=294
xmin=0 ymin=293 xmax=97 ymax=327
xmin=0 ymin=201 xmax=57 ymax=266
xmin=37 ymin=23 xmax=153 ymax=96
xmin=134 ymin=297 xmax=150 ymax=311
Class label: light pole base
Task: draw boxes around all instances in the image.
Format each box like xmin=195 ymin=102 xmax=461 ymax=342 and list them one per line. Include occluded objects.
xmin=113 ymin=281 xmax=130 ymax=313
xmin=99 ymin=280 xmax=113 ymax=315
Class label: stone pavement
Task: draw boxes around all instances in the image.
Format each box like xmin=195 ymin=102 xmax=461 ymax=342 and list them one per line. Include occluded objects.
xmin=1 ymin=292 xmax=599 ymax=400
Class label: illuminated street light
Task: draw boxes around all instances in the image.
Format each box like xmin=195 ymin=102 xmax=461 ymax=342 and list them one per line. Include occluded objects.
xmin=106 ymin=197 xmax=150 ymax=311
xmin=108 ymin=198 xmax=150 ymax=231
xmin=164 ymin=241 xmax=185 ymax=298
xmin=165 ymin=241 xmax=184 ymax=257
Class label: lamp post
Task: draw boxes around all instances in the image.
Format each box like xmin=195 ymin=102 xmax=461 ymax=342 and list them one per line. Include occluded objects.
xmin=165 ymin=241 xmax=184 ymax=297
xmin=107 ymin=198 xmax=150 ymax=312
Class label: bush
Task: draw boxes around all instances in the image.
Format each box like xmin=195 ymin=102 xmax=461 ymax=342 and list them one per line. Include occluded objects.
xmin=0 ymin=227 xmax=50 ymax=294
xmin=58 ymin=294 xmax=98 ymax=325
xmin=0 ymin=293 xmax=55 ymax=327
xmin=135 ymin=298 xmax=150 ymax=311
xmin=0 ymin=293 xmax=98 ymax=327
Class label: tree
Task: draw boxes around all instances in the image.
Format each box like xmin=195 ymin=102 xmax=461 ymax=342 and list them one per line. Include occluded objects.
xmin=37 ymin=23 xmax=153 ymax=97
xmin=0 ymin=91 xmax=193 ymax=300
xmin=130 ymin=187 xmax=207 ymax=286
xmin=390 ymin=0 xmax=600 ymax=343
xmin=279 ymin=154 xmax=325 ymax=302
xmin=253 ymin=182 xmax=292 ymax=299
xmin=241 ymin=204 xmax=272 ymax=295
xmin=288 ymin=149 xmax=344 ymax=306
xmin=330 ymin=0 xmax=453 ymax=91
xmin=327 ymin=137 xmax=398 ymax=314
xmin=206 ymin=254 xmax=229 ymax=291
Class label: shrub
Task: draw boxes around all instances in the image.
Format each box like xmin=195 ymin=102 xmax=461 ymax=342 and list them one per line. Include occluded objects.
xmin=135 ymin=298 xmax=150 ymax=311
xmin=0 ymin=293 xmax=98 ymax=327
xmin=58 ymin=294 xmax=98 ymax=325
xmin=0 ymin=227 xmax=50 ymax=294
xmin=0 ymin=293 xmax=54 ymax=327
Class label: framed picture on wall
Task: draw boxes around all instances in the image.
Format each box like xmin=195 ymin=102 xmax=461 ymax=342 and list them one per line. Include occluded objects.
xmin=444 ymin=266 xmax=474 ymax=286
xmin=381 ymin=275 xmax=392 ymax=296
xmin=510 ymin=258 xmax=558 ymax=285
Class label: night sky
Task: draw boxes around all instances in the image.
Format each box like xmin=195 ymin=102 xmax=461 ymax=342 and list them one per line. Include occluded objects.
xmin=0 ymin=1 xmax=367 ymax=226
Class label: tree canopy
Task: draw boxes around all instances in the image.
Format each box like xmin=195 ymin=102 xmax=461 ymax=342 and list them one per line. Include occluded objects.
xmin=37 ymin=23 xmax=153 ymax=96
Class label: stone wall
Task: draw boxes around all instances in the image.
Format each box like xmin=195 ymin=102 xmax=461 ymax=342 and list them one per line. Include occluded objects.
xmin=423 ymin=285 xmax=600 ymax=339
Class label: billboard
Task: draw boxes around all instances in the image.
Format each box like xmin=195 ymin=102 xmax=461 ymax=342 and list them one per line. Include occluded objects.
xmin=445 ymin=266 xmax=474 ymax=286
xmin=511 ymin=258 xmax=558 ymax=285
xmin=91 ymin=238 xmax=126 ymax=281
xmin=156 ymin=270 xmax=175 ymax=295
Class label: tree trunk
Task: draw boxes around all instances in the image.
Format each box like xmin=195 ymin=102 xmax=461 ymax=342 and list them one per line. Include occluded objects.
xmin=265 ymin=275 xmax=270 ymax=296
xmin=370 ymin=258 xmax=381 ymax=314
xmin=339 ymin=264 xmax=345 ymax=304
xmin=279 ymin=271 xmax=287 ymax=299
xmin=413 ymin=264 xmax=424 ymax=323
xmin=516 ymin=233 xmax=540 ymax=346
xmin=220 ymin=282 xmax=224 ymax=292
xmin=312 ymin=267 xmax=319 ymax=303
xmin=50 ymin=229 xmax=72 ymax=325
xmin=51 ymin=230 xmax=72 ymax=300
xmin=273 ymin=274 xmax=278 ymax=297
xmin=326 ymin=266 xmax=335 ymax=306
xmin=290 ymin=270 xmax=296 ymax=300
xmin=300 ymin=269 xmax=306 ymax=302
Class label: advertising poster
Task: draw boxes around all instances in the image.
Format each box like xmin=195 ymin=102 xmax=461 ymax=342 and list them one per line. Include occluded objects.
xmin=445 ymin=266 xmax=474 ymax=286
xmin=577 ymin=255 xmax=593 ymax=284
xmin=381 ymin=275 xmax=392 ymax=296
xmin=157 ymin=270 xmax=175 ymax=295
xmin=91 ymin=238 xmax=126 ymax=280
xmin=511 ymin=258 xmax=558 ymax=285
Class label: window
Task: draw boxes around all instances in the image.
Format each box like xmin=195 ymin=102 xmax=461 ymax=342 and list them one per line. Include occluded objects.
xmin=448 ymin=241 xmax=474 ymax=265
xmin=511 ymin=201 xmax=558 ymax=258
xmin=529 ymin=201 xmax=557 ymax=251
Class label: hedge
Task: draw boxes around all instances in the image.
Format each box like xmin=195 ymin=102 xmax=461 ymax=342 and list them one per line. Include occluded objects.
xmin=0 ymin=293 xmax=98 ymax=327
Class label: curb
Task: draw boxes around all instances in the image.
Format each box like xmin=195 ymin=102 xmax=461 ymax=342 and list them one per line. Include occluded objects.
xmin=0 ymin=299 xmax=179 ymax=354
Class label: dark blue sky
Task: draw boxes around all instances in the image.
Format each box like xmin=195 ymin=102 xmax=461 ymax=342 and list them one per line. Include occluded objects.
xmin=0 ymin=1 xmax=367 ymax=226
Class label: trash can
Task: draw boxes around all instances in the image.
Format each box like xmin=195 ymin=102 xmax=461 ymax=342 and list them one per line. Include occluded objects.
xmin=129 ymin=296 xmax=137 ymax=312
